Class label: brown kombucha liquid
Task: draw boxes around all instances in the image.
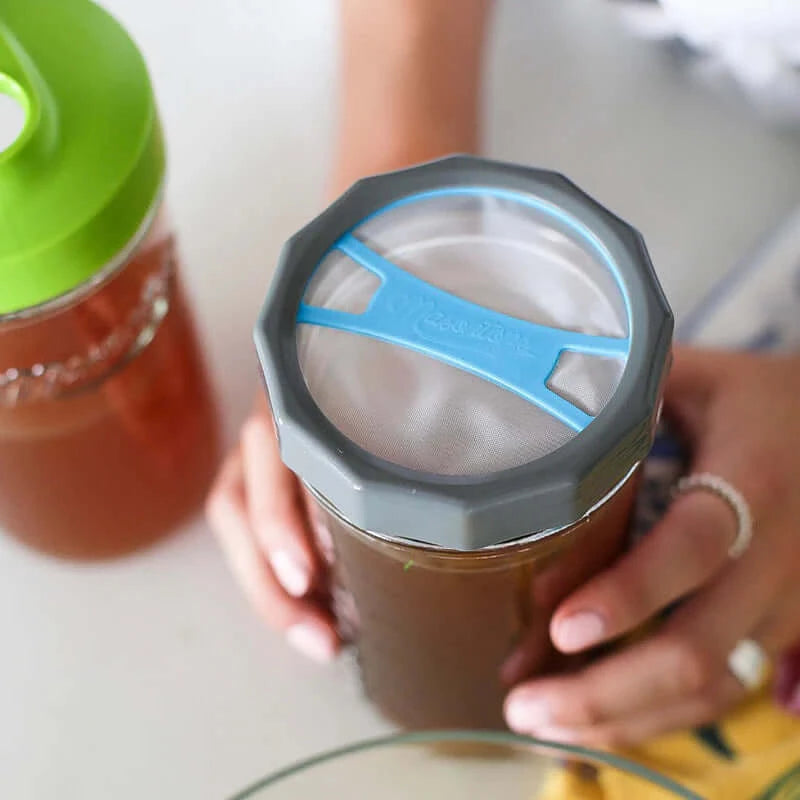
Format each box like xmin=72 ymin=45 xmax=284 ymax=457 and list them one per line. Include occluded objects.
xmin=307 ymin=473 xmax=638 ymax=730
xmin=0 ymin=220 xmax=219 ymax=559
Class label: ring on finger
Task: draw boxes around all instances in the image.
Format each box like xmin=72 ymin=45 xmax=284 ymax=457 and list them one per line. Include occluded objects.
xmin=673 ymin=473 xmax=753 ymax=559
xmin=727 ymin=638 xmax=770 ymax=691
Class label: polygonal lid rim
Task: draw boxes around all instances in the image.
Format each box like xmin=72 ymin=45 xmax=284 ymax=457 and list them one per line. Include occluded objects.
xmin=255 ymin=155 xmax=673 ymax=550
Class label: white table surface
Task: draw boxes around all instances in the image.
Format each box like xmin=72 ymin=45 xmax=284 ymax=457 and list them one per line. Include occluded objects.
xmin=2 ymin=1 xmax=799 ymax=798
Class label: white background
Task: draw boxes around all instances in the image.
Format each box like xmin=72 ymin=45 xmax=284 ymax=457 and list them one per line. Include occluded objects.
xmin=1 ymin=1 xmax=799 ymax=798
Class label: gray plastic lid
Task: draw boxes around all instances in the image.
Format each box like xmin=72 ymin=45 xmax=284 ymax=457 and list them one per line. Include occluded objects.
xmin=255 ymin=156 xmax=673 ymax=551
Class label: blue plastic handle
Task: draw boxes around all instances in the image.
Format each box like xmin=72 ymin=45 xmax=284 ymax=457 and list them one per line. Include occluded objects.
xmin=298 ymin=229 xmax=629 ymax=432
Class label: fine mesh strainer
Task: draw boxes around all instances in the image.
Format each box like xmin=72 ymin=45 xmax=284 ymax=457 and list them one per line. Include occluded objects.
xmin=256 ymin=156 xmax=672 ymax=550
xmin=298 ymin=190 xmax=628 ymax=476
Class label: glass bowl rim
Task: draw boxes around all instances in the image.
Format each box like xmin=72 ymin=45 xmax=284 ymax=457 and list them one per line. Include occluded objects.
xmin=230 ymin=729 xmax=703 ymax=799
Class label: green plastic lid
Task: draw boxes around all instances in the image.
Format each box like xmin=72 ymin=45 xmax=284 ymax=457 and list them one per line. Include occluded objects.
xmin=0 ymin=0 xmax=165 ymax=315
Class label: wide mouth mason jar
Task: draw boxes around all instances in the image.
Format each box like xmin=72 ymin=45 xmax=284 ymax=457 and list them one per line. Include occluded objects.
xmin=0 ymin=0 xmax=219 ymax=559
xmin=256 ymin=155 xmax=672 ymax=729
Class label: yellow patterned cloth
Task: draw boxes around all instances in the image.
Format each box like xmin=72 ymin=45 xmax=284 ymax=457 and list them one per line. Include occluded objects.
xmin=540 ymin=691 xmax=800 ymax=799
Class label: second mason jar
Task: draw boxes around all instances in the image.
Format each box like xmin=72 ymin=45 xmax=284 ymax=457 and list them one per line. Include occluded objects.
xmin=0 ymin=0 xmax=219 ymax=559
xmin=256 ymin=156 xmax=673 ymax=729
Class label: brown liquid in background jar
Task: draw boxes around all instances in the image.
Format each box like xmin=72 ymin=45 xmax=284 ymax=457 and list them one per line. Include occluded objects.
xmin=0 ymin=219 xmax=220 ymax=559
xmin=308 ymin=473 xmax=638 ymax=730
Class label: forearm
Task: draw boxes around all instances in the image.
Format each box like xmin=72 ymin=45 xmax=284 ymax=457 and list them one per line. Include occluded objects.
xmin=333 ymin=0 xmax=492 ymax=186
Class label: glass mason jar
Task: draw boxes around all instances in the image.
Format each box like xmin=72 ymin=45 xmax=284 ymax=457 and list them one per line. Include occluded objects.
xmin=257 ymin=156 xmax=673 ymax=730
xmin=0 ymin=0 xmax=219 ymax=558
xmin=0 ymin=207 xmax=219 ymax=559
xmin=305 ymin=472 xmax=639 ymax=730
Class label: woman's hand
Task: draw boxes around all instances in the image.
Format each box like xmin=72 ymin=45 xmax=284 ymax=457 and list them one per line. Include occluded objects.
xmin=206 ymin=393 xmax=341 ymax=662
xmin=505 ymin=347 xmax=800 ymax=747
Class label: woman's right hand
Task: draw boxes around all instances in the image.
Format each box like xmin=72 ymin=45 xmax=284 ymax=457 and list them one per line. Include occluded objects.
xmin=206 ymin=392 xmax=341 ymax=662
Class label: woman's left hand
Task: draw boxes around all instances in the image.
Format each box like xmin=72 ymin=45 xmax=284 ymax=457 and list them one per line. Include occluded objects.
xmin=504 ymin=346 xmax=800 ymax=747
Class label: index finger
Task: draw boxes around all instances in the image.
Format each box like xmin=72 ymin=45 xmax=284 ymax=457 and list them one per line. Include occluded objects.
xmin=550 ymin=487 xmax=739 ymax=654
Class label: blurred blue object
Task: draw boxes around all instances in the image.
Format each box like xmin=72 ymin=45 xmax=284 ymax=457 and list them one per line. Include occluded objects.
xmin=616 ymin=1 xmax=800 ymax=125
xmin=635 ymin=204 xmax=800 ymax=538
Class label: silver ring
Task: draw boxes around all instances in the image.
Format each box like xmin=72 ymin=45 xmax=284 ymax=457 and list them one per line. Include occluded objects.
xmin=727 ymin=639 xmax=769 ymax=691
xmin=673 ymin=473 xmax=753 ymax=559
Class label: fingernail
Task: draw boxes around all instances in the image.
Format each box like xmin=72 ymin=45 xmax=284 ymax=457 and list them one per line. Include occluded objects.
xmin=271 ymin=550 xmax=311 ymax=598
xmin=505 ymin=693 xmax=551 ymax=733
xmin=287 ymin=622 xmax=336 ymax=663
xmin=553 ymin=611 xmax=605 ymax=653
